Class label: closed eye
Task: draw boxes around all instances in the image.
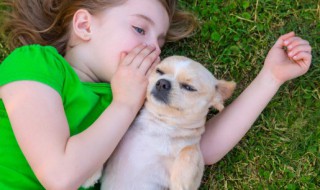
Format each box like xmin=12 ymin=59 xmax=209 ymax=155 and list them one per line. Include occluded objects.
xmin=180 ymin=83 xmax=197 ymax=92
xmin=156 ymin=68 xmax=164 ymax=75
xmin=133 ymin=26 xmax=145 ymax=35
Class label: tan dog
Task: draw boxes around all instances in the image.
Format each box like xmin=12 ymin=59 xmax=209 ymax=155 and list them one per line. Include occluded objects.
xmin=84 ymin=56 xmax=236 ymax=189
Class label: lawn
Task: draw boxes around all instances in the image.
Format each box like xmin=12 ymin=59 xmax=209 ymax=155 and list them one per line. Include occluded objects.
xmin=1 ymin=0 xmax=319 ymax=189
xmin=162 ymin=1 xmax=319 ymax=189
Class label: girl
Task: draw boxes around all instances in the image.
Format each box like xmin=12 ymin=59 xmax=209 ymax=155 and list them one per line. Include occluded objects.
xmin=0 ymin=0 xmax=312 ymax=190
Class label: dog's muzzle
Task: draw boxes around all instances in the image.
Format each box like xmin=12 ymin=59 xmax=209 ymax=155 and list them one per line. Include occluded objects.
xmin=151 ymin=79 xmax=171 ymax=104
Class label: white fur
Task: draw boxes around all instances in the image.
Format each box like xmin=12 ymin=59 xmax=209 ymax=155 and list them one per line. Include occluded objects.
xmin=174 ymin=59 xmax=191 ymax=78
xmin=81 ymin=167 xmax=103 ymax=188
xmin=100 ymin=108 xmax=204 ymax=190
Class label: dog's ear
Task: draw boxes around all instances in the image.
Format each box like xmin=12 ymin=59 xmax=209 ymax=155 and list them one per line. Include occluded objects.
xmin=211 ymin=80 xmax=236 ymax=111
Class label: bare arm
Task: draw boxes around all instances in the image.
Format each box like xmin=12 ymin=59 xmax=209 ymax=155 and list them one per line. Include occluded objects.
xmin=0 ymin=44 xmax=160 ymax=189
xmin=200 ymin=32 xmax=312 ymax=165
xmin=1 ymin=82 xmax=136 ymax=189
xmin=201 ymin=69 xmax=280 ymax=165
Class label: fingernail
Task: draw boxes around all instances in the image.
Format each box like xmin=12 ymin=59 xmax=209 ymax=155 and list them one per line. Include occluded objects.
xmin=284 ymin=40 xmax=288 ymax=45
xmin=288 ymin=45 xmax=292 ymax=50
xmin=288 ymin=52 xmax=293 ymax=57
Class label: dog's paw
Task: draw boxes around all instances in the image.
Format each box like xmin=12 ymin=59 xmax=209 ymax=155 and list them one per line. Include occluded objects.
xmin=81 ymin=167 xmax=103 ymax=188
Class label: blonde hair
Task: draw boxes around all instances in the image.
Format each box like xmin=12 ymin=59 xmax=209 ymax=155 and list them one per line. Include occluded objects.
xmin=1 ymin=0 xmax=198 ymax=55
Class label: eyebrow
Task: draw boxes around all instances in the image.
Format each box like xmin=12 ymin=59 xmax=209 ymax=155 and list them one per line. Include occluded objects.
xmin=131 ymin=14 xmax=155 ymax=26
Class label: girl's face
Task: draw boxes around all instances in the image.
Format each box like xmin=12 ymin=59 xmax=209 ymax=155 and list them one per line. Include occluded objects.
xmin=79 ymin=0 xmax=170 ymax=82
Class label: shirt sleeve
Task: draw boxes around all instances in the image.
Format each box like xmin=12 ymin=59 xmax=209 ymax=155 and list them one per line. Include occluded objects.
xmin=0 ymin=45 xmax=65 ymax=96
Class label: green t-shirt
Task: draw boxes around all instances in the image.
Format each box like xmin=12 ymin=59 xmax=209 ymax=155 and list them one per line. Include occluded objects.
xmin=0 ymin=45 xmax=113 ymax=189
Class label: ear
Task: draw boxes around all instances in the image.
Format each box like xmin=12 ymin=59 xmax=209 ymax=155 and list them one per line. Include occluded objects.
xmin=211 ymin=80 xmax=236 ymax=112
xmin=72 ymin=9 xmax=93 ymax=41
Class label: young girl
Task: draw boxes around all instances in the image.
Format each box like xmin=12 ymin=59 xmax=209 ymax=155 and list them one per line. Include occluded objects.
xmin=0 ymin=0 xmax=312 ymax=190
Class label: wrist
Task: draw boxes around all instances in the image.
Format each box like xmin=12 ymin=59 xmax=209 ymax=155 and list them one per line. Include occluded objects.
xmin=110 ymin=99 xmax=141 ymax=118
xmin=258 ymin=67 xmax=284 ymax=88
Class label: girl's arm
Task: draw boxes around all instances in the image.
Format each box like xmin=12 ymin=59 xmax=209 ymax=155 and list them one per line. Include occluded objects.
xmin=200 ymin=32 xmax=312 ymax=165
xmin=0 ymin=44 xmax=160 ymax=189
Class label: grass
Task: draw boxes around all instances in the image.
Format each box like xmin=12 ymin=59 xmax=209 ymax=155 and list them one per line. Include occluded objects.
xmin=1 ymin=0 xmax=319 ymax=189
xmin=162 ymin=0 xmax=320 ymax=189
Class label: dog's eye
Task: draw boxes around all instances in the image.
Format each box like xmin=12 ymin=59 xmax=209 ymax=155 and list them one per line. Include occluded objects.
xmin=181 ymin=83 xmax=197 ymax=92
xmin=156 ymin=69 xmax=164 ymax=75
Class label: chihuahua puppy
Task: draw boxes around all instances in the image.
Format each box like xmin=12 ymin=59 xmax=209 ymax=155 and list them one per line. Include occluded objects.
xmin=83 ymin=56 xmax=236 ymax=190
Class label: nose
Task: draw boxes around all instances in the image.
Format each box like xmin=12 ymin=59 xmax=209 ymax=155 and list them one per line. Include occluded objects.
xmin=146 ymin=38 xmax=161 ymax=53
xmin=154 ymin=43 xmax=161 ymax=52
xmin=156 ymin=79 xmax=171 ymax=91
xmin=152 ymin=79 xmax=171 ymax=104
xmin=148 ymin=43 xmax=161 ymax=53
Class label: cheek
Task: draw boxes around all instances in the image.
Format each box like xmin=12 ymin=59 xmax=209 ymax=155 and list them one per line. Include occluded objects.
xmin=107 ymin=36 xmax=143 ymax=75
xmin=118 ymin=33 xmax=144 ymax=54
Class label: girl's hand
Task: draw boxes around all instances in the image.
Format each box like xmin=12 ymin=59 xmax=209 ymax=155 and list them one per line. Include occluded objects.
xmin=111 ymin=44 xmax=160 ymax=112
xmin=263 ymin=32 xmax=312 ymax=84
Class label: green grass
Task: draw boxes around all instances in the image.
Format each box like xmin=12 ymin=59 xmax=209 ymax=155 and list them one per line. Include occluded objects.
xmin=1 ymin=0 xmax=319 ymax=189
xmin=162 ymin=0 xmax=320 ymax=189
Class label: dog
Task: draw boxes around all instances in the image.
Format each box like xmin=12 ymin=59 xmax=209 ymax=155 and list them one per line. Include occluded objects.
xmin=83 ymin=55 xmax=236 ymax=189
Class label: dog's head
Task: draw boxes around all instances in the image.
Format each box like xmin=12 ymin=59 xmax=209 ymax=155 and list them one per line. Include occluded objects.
xmin=145 ymin=56 xmax=236 ymax=124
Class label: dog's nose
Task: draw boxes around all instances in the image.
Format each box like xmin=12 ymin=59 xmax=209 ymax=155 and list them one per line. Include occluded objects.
xmin=152 ymin=79 xmax=171 ymax=104
xmin=156 ymin=79 xmax=171 ymax=91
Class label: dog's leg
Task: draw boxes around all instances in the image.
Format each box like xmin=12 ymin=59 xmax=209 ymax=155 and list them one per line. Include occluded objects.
xmin=170 ymin=145 xmax=204 ymax=190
